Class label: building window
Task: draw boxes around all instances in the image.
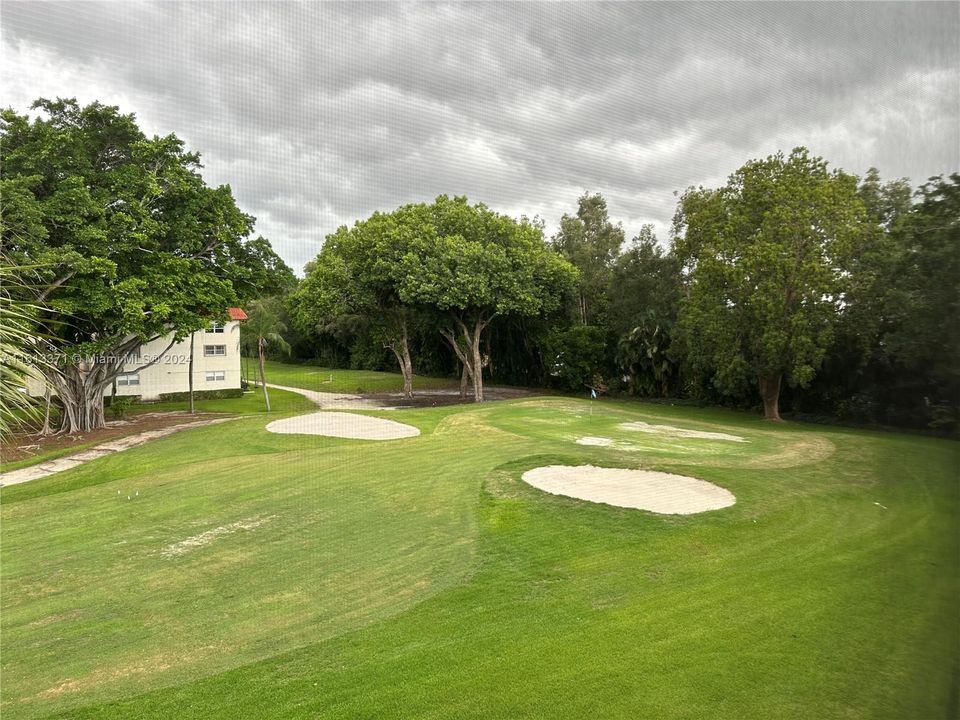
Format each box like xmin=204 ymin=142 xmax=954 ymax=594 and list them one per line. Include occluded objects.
xmin=205 ymin=370 xmax=226 ymax=382
xmin=117 ymin=373 xmax=140 ymax=387
xmin=206 ymin=322 xmax=225 ymax=333
xmin=204 ymin=344 xmax=227 ymax=357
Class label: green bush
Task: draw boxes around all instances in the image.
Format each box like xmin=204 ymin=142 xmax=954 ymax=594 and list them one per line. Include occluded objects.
xmin=157 ymin=388 xmax=243 ymax=402
xmin=108 ymin=397 xmax=135 ymax=420
xmin=543 ymin=325 xmax=611 ymax=392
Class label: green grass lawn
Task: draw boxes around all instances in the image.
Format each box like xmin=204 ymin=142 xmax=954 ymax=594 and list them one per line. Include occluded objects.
xmin=260 ymin=359 xmax=460 ymax=394
xmin=1 ymin=395 xmax=957 ymax=719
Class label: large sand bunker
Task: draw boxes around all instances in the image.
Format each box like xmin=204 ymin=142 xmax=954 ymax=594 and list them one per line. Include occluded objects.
xmin=521 ymin=464 xmax=735 ymax=514
xmin=266 ymin=412 xmax=420 ymax=440
xmin=620 ymin=421 xmax=746 ymax=443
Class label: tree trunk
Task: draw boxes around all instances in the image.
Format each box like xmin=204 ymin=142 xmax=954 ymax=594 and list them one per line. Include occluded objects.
xmin=387 ymin=318 xmax=414 ymax=398
xmin=759 ymin=373 xmax=782 ymax=421
xmin=441 ymin=314 xmax=493 ymax=403
xmin=48 ymin=364 xmax=108 ymax=434
xmin=258 ymin=337 xmax=271 ymax=412
xmin=402 ymin=351 xmax=413 ymax=398
xmin=40 ymin=387 xmax=53 ymax=436
xmin=470 ymin=318 xmax=484 ymax=403
xmin=47 ymin=336 xmax=175 ymax=434
xmin=188 ymin=332 xmax=196 ymax=414
xmin=459 ymin=362 xmax=470 ymax=401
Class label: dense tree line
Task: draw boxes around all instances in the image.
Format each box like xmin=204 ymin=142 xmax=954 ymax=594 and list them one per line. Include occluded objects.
xmin=4 ymin=97 xmax=954 ymax=435
xmin=292 ymin=149 xmax=957 ymax=433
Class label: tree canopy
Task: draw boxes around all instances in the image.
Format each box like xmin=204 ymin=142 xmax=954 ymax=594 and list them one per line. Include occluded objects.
xmin=672 ymin=147 xmax=867 ymax=420
xmin=0 ymin=98 xmax=289 ymax=431
xmin=394 ymin=195 xmax=578 ymax=401
xmin=551 ymin=193 xmax=625 ymax=326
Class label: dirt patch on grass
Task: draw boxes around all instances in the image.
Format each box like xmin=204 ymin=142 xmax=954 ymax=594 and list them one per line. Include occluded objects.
xmin=161 ymin=515 xmax=276 ymax=558
xmin=522 ymin=464 xmax=736 ymax=514
xmin=366 ymin=387 xmax=534 ymax=408
xmin=741 ymin=435 xmax=836 ymax=468
xmin=576 ymin=436 xmax=615 ymax=446
xmin=620 ymin=421 xmax=747 ymax=443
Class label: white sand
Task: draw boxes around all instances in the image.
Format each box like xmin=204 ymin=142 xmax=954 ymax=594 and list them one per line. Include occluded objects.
xmin=576 ymin=436 xmax=614 ymax=446
xmin=521 ymin=464 xmax=735 ymax=514
xmin=265 ymin=411 xmax=420 ymax=440
xmin=619 ymin=421 xmax=746 ymax=443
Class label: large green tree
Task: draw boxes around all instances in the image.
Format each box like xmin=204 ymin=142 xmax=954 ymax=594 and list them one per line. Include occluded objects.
xmin=607 ymin=225 xmax=683 ymax=397
xmin=551 ymin=192 xmax=624 ymax=325
xmin=290 ymin=208 xmax=424 ymax=397
xmin=397 ymin=196 xmax=578 ymax=402
xmin=1 ymin=98 xmax=283 ymax=432
xmin=881 ymin=174 xmax=960 ymax=429
xmin=673 ymin=148 xmax=867 ymax=420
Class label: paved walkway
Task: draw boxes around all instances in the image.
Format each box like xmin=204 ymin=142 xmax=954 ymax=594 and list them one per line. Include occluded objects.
xmin=0 ymin=417 xmax=239 ymax=487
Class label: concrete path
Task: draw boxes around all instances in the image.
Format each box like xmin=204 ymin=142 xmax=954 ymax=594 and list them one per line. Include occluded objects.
xmin=0 ymin=417 xmax=239 ymax=487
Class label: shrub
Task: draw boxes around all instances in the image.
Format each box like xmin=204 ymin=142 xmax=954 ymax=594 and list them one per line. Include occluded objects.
xmin=157 ymin=388 xmax=243 ymax=402
xmin=108 ymin=397 xmax=135 ymax=420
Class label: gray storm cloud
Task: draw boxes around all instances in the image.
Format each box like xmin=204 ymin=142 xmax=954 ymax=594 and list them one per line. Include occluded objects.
xmin=2 ymin=1 xmax=957 ymax=272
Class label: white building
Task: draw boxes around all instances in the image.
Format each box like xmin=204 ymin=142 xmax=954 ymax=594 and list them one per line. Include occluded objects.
xmin=30 ymin=308 xmax=248 ymax=401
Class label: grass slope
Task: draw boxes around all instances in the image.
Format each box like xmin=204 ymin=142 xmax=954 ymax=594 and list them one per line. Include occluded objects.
xmin=1 ymin=397 xmax=957 ymax=719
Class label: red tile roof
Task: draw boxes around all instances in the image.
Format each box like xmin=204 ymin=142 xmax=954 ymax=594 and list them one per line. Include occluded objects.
xmin=227 ymin=307 xmax=248 ymax=321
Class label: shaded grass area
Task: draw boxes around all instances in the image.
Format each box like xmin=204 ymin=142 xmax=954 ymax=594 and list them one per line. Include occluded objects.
xmin=1 ymin=397 xmax=957 ymax=719
xmin=261 ymin=359 xmax=460 ymax=394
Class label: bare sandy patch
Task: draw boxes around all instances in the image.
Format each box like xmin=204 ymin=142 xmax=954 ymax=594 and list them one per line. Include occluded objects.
xmin=266 ymin=411 xmax=420 ymax=440
xmin=522 ymin=464 xmax=735 ymax=514
xmin=161 ymin=515 xmax=275 ymax=558
xmin=620 ymin=421 xmax=746 ymax=443
xmin=576 ymin=436 xmax=614 ymax=447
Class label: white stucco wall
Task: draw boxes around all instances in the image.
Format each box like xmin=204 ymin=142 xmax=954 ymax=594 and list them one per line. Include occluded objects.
xmin=114 ymin=321 xmax=243 ymax=400
xmin=26 ymin=321 xmax=244 ymax=401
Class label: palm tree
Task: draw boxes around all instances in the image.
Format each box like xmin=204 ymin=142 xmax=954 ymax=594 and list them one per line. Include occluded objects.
xmin=0 ymin=261 xmax=53 ymax=439
xmin=240 ymin=299 xmax=291 ymax=412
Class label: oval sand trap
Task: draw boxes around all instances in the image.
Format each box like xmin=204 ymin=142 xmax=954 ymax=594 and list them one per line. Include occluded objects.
xmin=521 ymin=464 xmax=735 ymax=514
xmin=266 ymin=412 xmax=420 ymax=440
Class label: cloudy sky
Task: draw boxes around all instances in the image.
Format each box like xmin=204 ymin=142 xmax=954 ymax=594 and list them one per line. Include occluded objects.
xmin=3 ymin=2 xmax=957 ymax=273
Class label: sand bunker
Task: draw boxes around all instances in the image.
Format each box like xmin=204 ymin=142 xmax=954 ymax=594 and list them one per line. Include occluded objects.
xmin=266 ymin=412 xmax=420 ymax=440
xmin=620 ymin=421 xmax=746 ymax=443
xmin=521 ymin=464 xmax=735 ymax=514
xmin=576 ymin=436 xmax=614 ymax=447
